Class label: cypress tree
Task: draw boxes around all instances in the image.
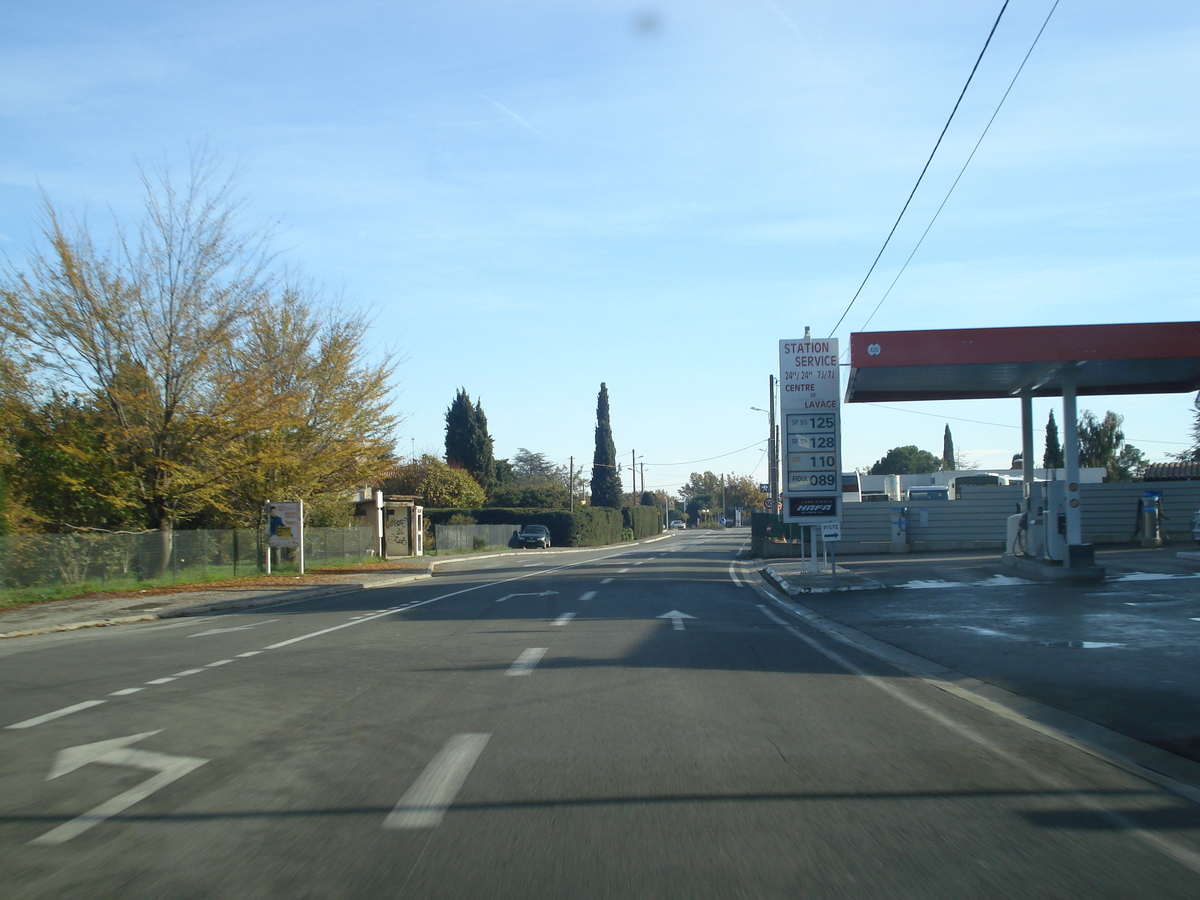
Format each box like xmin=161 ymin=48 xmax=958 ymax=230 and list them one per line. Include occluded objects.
xmin=590 ymin=383 xmax=622 ymax=508
xmin=1042 ymin=411 xmax=1064 ymax=469
xmin=942 ymin=425 xmax=955 ymax=471
xmin=444 ymin=389 xmax=496 ymax=494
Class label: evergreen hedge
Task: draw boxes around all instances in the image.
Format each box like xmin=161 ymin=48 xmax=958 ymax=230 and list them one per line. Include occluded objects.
xmin=622 ymin=505 xmax=662 ymax=540
xmin=423 ymin=507 xmax=623 ymax=547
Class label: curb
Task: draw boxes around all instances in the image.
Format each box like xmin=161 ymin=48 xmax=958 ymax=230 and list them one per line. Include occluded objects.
xmin=760 ymin=564 xmax=886 ymax=595
xmin=0 ymin=572 xmax=433 ymax=640
xmin=751 ymin=569 xmax=1200 ymax=808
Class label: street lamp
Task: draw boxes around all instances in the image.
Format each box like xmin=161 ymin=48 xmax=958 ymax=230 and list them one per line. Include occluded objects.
xmin=751 ymin=403 xmax=780 ymax=513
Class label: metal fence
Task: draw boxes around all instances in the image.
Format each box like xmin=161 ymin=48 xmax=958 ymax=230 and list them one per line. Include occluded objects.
xmin=0 ymin=526 xmax=379 ymax=592
xmin=433 ymin=524 xmax=520 ymax=553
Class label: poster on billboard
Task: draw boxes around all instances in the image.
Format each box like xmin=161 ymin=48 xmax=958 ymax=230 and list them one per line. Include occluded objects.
xmin=266 ymin=501 xmax=303 ymax=549
xmin=779 ymin=338 xmax=842 ymax=525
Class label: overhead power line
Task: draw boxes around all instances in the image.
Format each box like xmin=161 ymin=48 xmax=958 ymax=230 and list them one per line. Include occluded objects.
xmin=828 ymin=0 xmax=1010 ymax=338
xmin=643 ymin=439 xmax=767 ymax=467
xmin=859 ymin=0 xmax=1061 ymax=333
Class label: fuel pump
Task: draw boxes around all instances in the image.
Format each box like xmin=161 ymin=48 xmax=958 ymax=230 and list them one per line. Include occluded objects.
xmin=1137 ymin=491 xmax=1164 ymax=549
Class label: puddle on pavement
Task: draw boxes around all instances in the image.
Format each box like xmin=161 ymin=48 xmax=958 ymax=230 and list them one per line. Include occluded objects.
xmin=1040 ymin=640 xmax=1123 ymax=649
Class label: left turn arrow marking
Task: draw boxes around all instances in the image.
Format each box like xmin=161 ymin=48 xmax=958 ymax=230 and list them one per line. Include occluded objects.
xmin=31 ymin=731 xmax=207 ymax=845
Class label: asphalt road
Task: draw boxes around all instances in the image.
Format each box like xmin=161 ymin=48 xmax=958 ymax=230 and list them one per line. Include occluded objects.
xmin=4 ymin=531 xmax=1200 ymax=898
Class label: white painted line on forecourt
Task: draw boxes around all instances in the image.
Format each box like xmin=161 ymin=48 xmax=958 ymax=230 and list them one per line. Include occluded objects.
xmin=6 ymin=700 xmax=107 ymax=730
xmin=553 ymin=613 xmax=576 ymax=626
xmin=205 ymin=659 xmax=234 ymax=667
xmin=384 ymin=733 xmax=491 ymax=829
xmin=236 ymin=651 xmax=262 ymax=657
xmin=146 ymin=677 xmax=176 ymax=685
xmin=171 ymin=668 xmax=205 ymax=677
xmin=579 ymin=591 xmax=596 ymax=601
xmin=506 ymin=648 xmax=547 ymax=676
xmin=110 ymin=688 xmax=143 ymax=696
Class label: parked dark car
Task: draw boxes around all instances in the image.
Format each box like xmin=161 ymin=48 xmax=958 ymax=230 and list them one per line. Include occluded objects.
xmin=518 ymin=524 xmax=551 ymax=549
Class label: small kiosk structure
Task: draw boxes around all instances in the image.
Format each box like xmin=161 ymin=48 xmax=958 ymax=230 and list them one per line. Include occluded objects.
xmin=353 ymin=491 xmax=423 ymax=559
xmin=844 ymin=322 xmax=1200 ymax=580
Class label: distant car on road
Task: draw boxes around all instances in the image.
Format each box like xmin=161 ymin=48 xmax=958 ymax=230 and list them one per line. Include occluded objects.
xmin=518 ymin=524 xmax=551 ymax=549
xmin=670 ymin=519 xmax=685 ymax=530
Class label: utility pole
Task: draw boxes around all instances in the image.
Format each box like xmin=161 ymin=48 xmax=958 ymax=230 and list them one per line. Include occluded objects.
xmin=640 ymin=462 xmax=645 ymax=500
xmin=768 ymin=375 xmax=779 ymax=514
xmin=721 ymin=474 xmax=726 ymax=522
xmin=631 ymin=449 xmax=636 ymax=503
xmin=569 ymin=456 xmax=574 ymax=512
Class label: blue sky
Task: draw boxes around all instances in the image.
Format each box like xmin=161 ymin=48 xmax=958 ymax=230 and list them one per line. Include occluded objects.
xmin=2 ymin=1 xmax=1197 ymax=496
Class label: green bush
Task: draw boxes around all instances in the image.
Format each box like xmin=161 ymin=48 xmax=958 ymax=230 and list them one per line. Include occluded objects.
xmin=621 ymin=527 xmax=634 ymax=542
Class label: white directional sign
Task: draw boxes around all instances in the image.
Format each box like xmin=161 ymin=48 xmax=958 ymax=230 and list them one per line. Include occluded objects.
xmin=779 ymin=338 xmax=842 ymax=525
xmin=31 ymin=730 xmax=207 ymax=845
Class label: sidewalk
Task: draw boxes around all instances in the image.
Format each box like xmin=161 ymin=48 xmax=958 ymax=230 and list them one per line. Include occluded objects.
xmin=0 ymin=531 xmax=678 ymax=640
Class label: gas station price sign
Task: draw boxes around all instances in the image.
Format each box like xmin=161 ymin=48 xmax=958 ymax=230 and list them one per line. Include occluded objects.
xmin=779 ymin=339 xmax=842 ymax=524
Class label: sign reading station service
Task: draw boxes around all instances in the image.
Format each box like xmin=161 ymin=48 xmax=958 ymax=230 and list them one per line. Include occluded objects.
xmin=779 ymin=338 xmax=842 ymax=525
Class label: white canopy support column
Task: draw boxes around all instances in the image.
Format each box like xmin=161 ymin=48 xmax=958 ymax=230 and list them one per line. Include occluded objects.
xmin=1020 ymin=390 xmax=1035 ymax=513
xmin=1060 ymin=367 xmax=1084 ymax=554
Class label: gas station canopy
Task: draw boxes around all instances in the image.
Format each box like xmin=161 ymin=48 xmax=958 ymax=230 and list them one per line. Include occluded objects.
xmin=845 ymin=322 xmax=1200 ymax=403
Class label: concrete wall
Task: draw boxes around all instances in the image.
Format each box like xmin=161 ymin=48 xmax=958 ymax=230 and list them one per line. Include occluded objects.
xmin=828 ymin=481 xmax=1200 ymax=554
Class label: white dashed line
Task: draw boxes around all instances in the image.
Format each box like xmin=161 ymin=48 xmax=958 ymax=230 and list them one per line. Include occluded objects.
xmin=146 ymin=677 xmax=176 ymax=685
xmin=384 ymin=733 xmax=491 ymax=829
xmin=601 ymin=578 xmax=613 ymax=584
xmin=618 ymin=568 xmax=630 ymax=574
xmin=553 ymin=613 xmax=576 ymax=626
xmin=109 ymin=688 xmax=143 ymax=696
xmin=579 ymin=591 xmax=596 ymax=601
xmin=205 ymin=659 xmax=234 ymax=667
xmin=172 ymin=669 xmax=204 ymax=677
xmin=506 ymin=647 xmax=547 ymax=676
xmin=6 ymin=700 xmax=107 ymax=730
xmin=236 ymin=651 xmax=262 ymax=657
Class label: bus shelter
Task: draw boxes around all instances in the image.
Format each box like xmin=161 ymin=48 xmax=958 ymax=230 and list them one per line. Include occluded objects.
xmin=844 ymin=322 xmax=1200 ymax=578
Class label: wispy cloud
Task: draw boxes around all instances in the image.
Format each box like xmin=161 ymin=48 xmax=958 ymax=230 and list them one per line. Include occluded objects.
xmin=479 ymin=93 xmax=546 ymax=139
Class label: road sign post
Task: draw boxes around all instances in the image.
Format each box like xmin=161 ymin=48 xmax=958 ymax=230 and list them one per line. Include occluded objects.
xmin=779 ymin=338 xmax=842 ymax=529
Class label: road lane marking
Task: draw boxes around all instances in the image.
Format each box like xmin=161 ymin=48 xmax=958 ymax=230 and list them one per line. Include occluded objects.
xmin=657 ymin=610 xmax=695 ymax=631
xmin=633 ymin=560 xmax=646 ymax=566
xmin=601 ymin=578 xmax=613 ymax=584
xmin=506 ymin=647 xmax=547 ymax=675
xmin=205 ymin=659 xmax=234 ymax=667
xmin=171 ymin=668 xmax=204 ymax=677
xmin=262 ymin=549 xmax=632 ymax=650
xmin=553 ymin=613 xmax=576 ymax=626
xmin=727 ymin=561 xmax=744 ymax=588
xmin=384 ymin=733 xmax=490 ymax=829
xmin=618 ymin=568 xmax=630 ymax=574
xmin=31 ymin=731 xmax=207 ymax=846
xmin=188 ymin=619 xmax=279 ymax=638
xmin=579 ymin=591 xmax=596 ymax=601
xmin=236 ymin=651 xmax=262 ymax=657
xmin=146 ymin=677 xmax=176 ymax=685
xmin=753 ymin=603 xmax=1200 ymax=876
xmin=109 ymin=688 xmax=143 ymax=696
xmin=6 ymin=700 xmax=106 ymax=730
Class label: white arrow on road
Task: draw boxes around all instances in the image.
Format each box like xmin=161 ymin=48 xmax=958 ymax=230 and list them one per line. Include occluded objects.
xmin=31 ymin=730 xmax=207 ymax=845
xmin=657 ymin=610 xmax=696 ymax=631
xmin=188 ymin=618 xmax=279 ymax=638
xmin=495 ymin=591 xmax=558 ymax=603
